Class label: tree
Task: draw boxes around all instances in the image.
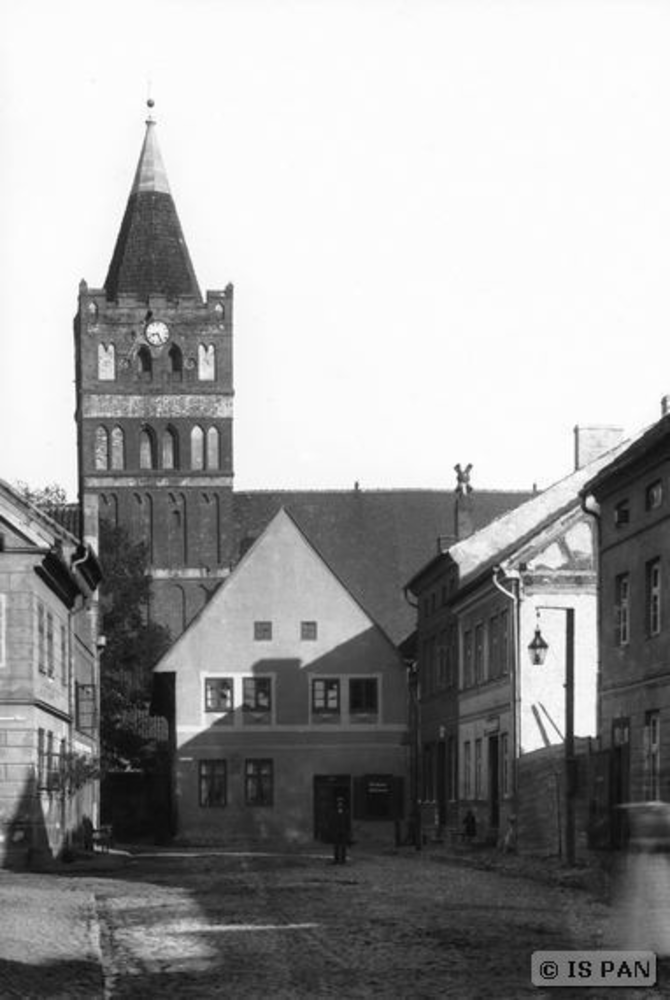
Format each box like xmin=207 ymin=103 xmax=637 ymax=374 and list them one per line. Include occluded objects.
xmin=14 ymin=481 xmax=68 ymax=513
xmin=98 ymin=521 xmax=171 ymax=771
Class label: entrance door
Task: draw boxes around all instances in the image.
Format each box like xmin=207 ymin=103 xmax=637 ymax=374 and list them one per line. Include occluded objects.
xmin=314 ymin=775 xmax=351 ymax=842
xmin=488 ymin=735 xmax=500 ymax=831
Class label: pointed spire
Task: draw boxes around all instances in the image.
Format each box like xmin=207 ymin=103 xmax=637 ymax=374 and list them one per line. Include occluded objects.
xmin=104 ymin=101 xmax=202 ymax=302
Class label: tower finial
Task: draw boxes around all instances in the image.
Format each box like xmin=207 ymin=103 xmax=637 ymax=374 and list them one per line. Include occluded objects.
xmin=146 ymin=96 xmax=155 ymax=125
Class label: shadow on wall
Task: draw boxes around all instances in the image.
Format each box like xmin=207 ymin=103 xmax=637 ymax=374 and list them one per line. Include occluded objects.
xmin=2 ymin=773 xmax=50 ymax=870
xmin=2 ymin=771 xmax=100 ymax=870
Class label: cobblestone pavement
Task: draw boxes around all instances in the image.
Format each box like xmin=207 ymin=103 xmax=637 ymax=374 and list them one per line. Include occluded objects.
xmin=0 ymin=874 xmax=103 ymax=998
xmin=3 ymin=846 xmax=670 ymax=998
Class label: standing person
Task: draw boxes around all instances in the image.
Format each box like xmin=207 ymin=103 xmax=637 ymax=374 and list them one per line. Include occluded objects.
xmin=332 ymin=795 xmax=349 ymax=864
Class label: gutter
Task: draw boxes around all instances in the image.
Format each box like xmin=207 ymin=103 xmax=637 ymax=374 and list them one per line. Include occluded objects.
xmin=492 ymin=565 xmax=522 ymax=804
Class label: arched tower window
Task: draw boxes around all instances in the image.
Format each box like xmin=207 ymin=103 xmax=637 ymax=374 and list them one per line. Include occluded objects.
xmin=94 ymin=427 xmax=109 ymax=470
xmin=134 ymin=493 xmax=154 ymax=561
xmin=168 ymin=492 xmax=187 ymax=566
xmin=98 ymin=343 xmax=116 ymax=381
xmin=163 ymin=426 xmax=179 ymax=470
xmin=168 ymin=344 xmax=183 ymax=375
xmin=198 ymin=344 xmax=216 ymax=381
xmin=110 ymin=426 xmax=125 ymax=470
xmin=206 ymin=427 xmax=220 ymax=470
xmin=139 ymin=426 xmax=157 ymax=470
xmin=191 ymin=426 xmax=204 ymax=470
xmin=137 ymin=346 xmax=152 ymax=377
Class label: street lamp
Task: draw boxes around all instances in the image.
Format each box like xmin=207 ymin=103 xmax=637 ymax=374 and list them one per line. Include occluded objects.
xmin=527 ymin=607 xmax=576 ymax=866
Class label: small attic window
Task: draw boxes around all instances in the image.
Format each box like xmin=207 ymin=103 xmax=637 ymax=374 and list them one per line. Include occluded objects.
xmin=254 ymin=621 xmax=272 ymax=641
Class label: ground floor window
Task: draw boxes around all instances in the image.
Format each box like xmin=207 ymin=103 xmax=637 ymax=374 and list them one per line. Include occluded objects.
xmin=245 ymin=758 xmax=273 ymax=806
xmin=199 ymin=759 xmax=227 ymax=807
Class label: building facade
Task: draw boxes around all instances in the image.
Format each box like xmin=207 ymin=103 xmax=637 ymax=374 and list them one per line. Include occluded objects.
xmin=154 ymin=509 xmax=407 ymax=845
xmin=583 ymin=407 xmax=670 ymax=843
xmin=0 ymin=481 xmax=101 ymax=866
xmin=407 ymin=432 xmax=628 ymax=852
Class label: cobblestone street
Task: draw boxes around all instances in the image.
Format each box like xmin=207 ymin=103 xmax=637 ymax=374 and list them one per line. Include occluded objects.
xmin=1 ymin=846 xmax=669 ymax=998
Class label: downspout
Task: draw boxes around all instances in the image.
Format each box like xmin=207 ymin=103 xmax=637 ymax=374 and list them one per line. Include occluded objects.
xmin=403 ymin=586 xmax=422 ymax=850
xmin=492 ymin=566 xmax=522 ymax=806
xmin=580 ymin=492 xmax=602 ymax=742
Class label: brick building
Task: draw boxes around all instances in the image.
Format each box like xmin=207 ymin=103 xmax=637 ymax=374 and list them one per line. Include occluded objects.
xmin=75 ymin=106 xmax=234 ymax=638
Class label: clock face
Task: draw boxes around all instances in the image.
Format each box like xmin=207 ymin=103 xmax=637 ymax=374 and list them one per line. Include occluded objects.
xmin=145 ymin=320 xmax=170 ymax=346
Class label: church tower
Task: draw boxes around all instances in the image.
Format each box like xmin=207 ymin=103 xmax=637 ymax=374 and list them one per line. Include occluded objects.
xmin=74 ymin=103 xmax=234 ymax=638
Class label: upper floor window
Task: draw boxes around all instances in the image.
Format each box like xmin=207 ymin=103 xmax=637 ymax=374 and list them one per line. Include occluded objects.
xmin=615 ymin=573 xmax=630 ymax=646
xmin=463 ymin=630 xmax=474 ymax=687
xmin=488 ymin=615 xmax=500 ymax=678
xmin=349 ymin=678 xmax=378 ymax=722
xmin=500 ymin=610 xmax=510 ymax=675
xmin=614 ymin=499 xmax=630 ymax=527
xmin=474 ymin=623 xmax=485 ymax=684
xmin=204 ymin=678 xmax=233 ymax=713
xmin=37 ymin=603 xmax=46 ymax=674
xmin=98 ymin=343 xmax=116 ymax=381
xmin=198 ymin=344 xmax=216 ymax=381
xmin=646 ymin=480 xmax=664 ymax=512
xmin=301 ymin=620 xmax=318 ymax=641
xmin=254 ymin=621 xmax=272 ymax=641
xmin=312 ymin=678 xmax=340 ymax=720
xmin=242 ymin=677 xmax=272 ymax=724
xmin=646 ymin=558 xmax=662 ymax=636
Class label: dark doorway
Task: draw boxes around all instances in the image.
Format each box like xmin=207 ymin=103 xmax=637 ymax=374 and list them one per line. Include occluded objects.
xmin=314 ymin=775 xmax=351 ymax=842
xmin=488 ymin=735 xmax=500 ymax=830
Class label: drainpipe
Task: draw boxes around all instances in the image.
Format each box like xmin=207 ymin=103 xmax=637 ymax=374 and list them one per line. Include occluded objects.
xmin=492 ymin=566 xmax=522 ymax=807
xmin=403 ymin=586 xmax=422 ymax=850
xmin=580 ymin=493 xmax=602 ymax=742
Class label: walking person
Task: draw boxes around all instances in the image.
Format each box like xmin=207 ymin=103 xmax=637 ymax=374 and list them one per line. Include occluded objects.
xmin=332 ymin=795 xmax=349 ymax=864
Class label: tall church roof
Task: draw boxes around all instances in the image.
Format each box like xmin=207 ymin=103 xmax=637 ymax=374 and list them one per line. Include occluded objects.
xmin=104 ymin=105 xmax=202 ymax=302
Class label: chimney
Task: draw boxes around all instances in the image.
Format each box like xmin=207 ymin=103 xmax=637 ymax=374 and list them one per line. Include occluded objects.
xmin=661 ymin=396 xmax=670 ymax=417
xmin=454 ymin=463 xmax=474 ymax=541
xmin=573 ymin=425 xmax=624 ymax=470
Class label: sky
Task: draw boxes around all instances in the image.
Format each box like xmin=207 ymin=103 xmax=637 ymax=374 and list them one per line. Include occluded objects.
xmin=2 ymin=0 xmax=670 ymax=501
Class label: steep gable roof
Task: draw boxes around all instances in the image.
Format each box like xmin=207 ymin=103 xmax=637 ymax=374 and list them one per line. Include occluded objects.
xmin=155 ymin=506 xmax=395 ymax=670
xmin=234 ymin=487 xmax=534 ymax=644
xmin=104 ymin=112 xmax=202 ymax=302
